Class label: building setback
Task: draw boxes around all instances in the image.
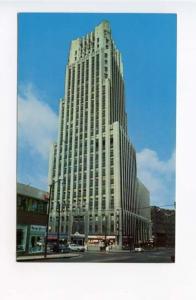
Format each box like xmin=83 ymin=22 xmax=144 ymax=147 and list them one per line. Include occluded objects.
xmin=48 ymin=21 xmax=151 ymax=248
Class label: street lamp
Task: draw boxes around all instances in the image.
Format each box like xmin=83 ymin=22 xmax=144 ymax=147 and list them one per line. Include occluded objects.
xmin=103 ymin=215 xmax=107 ymax=246
xmin=56 ymin=177 xmax=66 ymax=252
xmin=56 ymin=201 xmax=61 ymax=252
xmin=44 ymin=176 xmax=65 ymax=257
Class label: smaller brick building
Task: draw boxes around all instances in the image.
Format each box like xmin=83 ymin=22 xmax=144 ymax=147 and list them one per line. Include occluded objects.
xmin=151 ymin=206 xmax=175 ymax=247
xmin=17 ymin=183 xmax=48 ymax=255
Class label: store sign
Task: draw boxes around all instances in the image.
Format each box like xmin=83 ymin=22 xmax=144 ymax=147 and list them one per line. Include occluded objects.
xmin=88 ymin=235 xmax=115 ymax=239
xmin=88 ymin=235 xmax=105 ymax=239
xmin=30 ymin=225 xmax=46 ymax=235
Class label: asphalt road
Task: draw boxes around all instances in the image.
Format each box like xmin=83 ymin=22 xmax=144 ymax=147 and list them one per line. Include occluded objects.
xmin=35 ymin=248 xmax=175 ymax=263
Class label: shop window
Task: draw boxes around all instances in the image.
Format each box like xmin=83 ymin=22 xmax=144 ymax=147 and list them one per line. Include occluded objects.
xmin=28 ymin=226 xmax=46 ymax=254
xmin=17 ymin=226 xmax=27 ymax=252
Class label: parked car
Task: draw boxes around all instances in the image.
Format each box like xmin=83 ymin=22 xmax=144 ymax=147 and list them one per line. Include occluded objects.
xmin=68 ymin=243 xmax=85 ymax=252
xmin=59 ymin=244 xmax=70 ymax=253
xmin=47 ymin=245 xmax=53 ymax=253
xmin=134 ymin=247 xmax=144 ymax=252
xmin=52 ymin=243 xmax=70 ymax=253
xmin=122 ymin=245 xmax=130 ymax=250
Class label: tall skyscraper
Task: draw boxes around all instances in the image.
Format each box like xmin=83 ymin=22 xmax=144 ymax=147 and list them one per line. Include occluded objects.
xmin=48 ymin=21 xmax=151 ymax=248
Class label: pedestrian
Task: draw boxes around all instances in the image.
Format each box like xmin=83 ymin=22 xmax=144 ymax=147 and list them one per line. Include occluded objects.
xmin=106 ymin=245 xmax=110 ymax=253
xmin=84 ymin=243 xmax=88 ymax=251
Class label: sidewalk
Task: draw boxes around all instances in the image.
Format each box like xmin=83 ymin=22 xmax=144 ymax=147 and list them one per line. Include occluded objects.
xmin=17 ymin=252 xmax=80 ymax=261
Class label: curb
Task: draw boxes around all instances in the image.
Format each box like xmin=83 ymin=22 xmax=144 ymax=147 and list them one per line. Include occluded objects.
xmin=17 ymin=253 xmax=80 ymax=261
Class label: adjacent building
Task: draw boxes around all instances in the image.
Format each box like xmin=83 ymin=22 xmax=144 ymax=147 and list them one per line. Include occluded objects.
xmin=151 ymin=206 xmax=175 ymax=247
xmin=17 ymin=183 xmax=48 ymax=255
xmin=48 ymin=21 xmax=151 ymax=248
xmin=135 ymin=179 xmax=151 ymax=243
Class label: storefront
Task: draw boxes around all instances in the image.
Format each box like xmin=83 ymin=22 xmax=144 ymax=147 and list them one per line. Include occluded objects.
xmin=28 ymin=225 xmax=46 ymax=253
xmin=47 ymin=234 xmax=68 ymax=246
xmin=122 ymin=236 xmax=134 ymax=249
xmin=71 ymin=232 xmax=85 ymax=245
xmin=17 ymin=225 xmax=28 ymax=252
xmin=88 ymin=235 xmax=116 ymax=245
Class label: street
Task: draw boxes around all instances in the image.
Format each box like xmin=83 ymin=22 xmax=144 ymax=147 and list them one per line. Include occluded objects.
xmin=25 ymin=248 xmax=175 ymax=263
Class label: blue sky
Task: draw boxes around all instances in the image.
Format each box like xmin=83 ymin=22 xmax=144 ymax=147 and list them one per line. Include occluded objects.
xmin=18 ymin=13 xmax=176 ymax=208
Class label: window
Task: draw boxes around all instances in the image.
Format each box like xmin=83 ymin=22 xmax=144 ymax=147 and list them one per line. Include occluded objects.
xmin=89 ymin=199 xmax=93 ymax=209
xmin=102 ymin=200 xmax=106 ymax=209
xmin=95 ymin=224 xmax=98 ymax=233
xmin=89 ymin=224 xmax=93 ymax=233
xmin=95 ymin=200 xmax=98 ymax=209
xmin=32 ymin=200 xmax=38 ymax=212
xmin=102 ymin=139 xmax=105 ymax=150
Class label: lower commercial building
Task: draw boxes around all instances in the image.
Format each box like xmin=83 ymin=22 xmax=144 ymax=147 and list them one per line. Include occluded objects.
xmin=134 ymin=179 xmax=152 ymax=245
xmin=17 ymin=183 xmax=49 ymax=255
xmin=151 ymin=206 xmax=175 ymax=247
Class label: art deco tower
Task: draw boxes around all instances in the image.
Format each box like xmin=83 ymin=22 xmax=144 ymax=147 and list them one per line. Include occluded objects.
xmin=48 ymin=21 xmax=151 ymax=247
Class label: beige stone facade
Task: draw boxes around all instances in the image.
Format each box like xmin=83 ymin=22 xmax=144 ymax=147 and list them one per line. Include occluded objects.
xmin=48 ymin=21 xmax=151 ymax=247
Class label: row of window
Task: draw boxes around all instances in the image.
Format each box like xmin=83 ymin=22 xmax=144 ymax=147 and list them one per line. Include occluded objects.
xmin=17 ymin=196 xmax=47 ymax=214
xmin=50 ymin=213 xmax=114 ymax=223
xmin=51 ymin=224 xmax=115 ymax=235
xmin=57 ymin=141 xmax=113 ymax=169
xmin=51 ymin=196 xmax=114 ymax=210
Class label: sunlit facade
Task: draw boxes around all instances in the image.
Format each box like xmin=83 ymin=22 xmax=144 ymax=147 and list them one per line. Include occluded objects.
xmin=48 ymin=21 xmax=151 ymax=247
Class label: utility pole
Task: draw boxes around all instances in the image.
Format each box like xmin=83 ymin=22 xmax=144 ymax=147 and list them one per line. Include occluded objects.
xmin=44 ymin=182 xmax=53 ymax=258
xmin=57 ymin=201 xmax=61 ymax=252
